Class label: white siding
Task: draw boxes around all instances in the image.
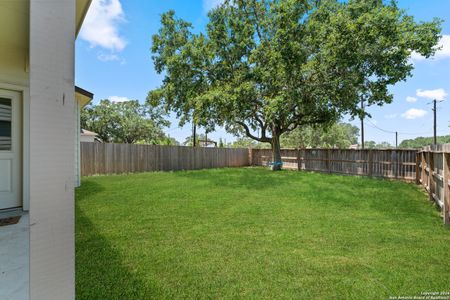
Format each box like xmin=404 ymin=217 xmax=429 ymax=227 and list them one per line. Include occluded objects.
xmin=29 ymin=0 xmax=76 ymax=299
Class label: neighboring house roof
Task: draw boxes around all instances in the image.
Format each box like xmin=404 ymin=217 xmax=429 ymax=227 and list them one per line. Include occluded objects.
xmin=80 ymin=129 xmax=98 ymax=136
xmin=81 ymin=129 xmax=102 ymax=143
xmin=75 ymin=86 xmax=94 ymax=108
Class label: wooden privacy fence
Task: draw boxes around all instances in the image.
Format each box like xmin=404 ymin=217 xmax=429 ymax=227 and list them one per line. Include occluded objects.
xmin=251 ymin=148 xmax=418 ymax=181
xmin=80 ymin=142 xmax=249 ymax=176
xmin=417 ymin=144 xmax=450 ymax=225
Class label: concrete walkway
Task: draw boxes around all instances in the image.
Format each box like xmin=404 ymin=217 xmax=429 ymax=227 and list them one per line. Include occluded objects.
xmin=0 ymin=211 xmax=29 ymax=300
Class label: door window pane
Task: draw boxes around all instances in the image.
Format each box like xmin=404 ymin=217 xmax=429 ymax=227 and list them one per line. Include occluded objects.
xmin=0 ymin=98 xmax=12 ymax=151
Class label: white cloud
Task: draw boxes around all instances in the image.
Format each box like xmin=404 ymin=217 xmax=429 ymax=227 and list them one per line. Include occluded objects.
xmin=80 ymin=0 xmax=127 ymax=52
xmin=410 ymin=52 xmax=424 ymax=61
xmin=406 ymin=96 xmax=417 ymax=103
xmin=411 ymin=35 xmax=450 ymax=61
xmin=401 ymin=108 xmax=427 ymax=120
xmin=97 ymin=52 xmax=126 ymax=64
xmin=416 ymin=88 xmax=448 ymax=101
xmin=384 ymin=114 xmax=397 ymax=119
xmin=97 ymin=53 xmax=120 ymax=62
xmin=203 ymin=0 xmax=224 ymax=12
xmin=109 ymin=96 xmax=130 ymax=103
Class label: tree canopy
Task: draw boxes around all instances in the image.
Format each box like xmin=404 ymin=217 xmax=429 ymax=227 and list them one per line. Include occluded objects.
xmin=149 ymin=0 xmax=441 ymax=169
xmin=231 ymin=137 xmax=271 ymax=149
xmin=399 ymin=135 xmax=450 ymax=149
xmin=81 ymin=99 xmax=171 ymax=144
xmin=183 ymin=133 xmax=218 ymax=147
xmin=281 ymin=122 xmax=359 ymax=148
xmin=363 ymin=140 xmax=393 ymax=149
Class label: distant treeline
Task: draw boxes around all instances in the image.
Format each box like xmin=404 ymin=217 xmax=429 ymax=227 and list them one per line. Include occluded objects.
xmin=399 ymin=135 xmax=450 ymax=149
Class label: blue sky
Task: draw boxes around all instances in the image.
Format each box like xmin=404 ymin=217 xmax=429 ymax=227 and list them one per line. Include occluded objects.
xmin=76 ymin=0 xmax=450 ymax=145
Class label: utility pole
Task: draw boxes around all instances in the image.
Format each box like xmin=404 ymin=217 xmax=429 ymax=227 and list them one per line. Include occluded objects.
xmin=193 ymin=123 xmax=197 ymax=147
xmin=433 ymin=99 xmax=437 ymax=145
xmin=395 ymin=132 xmax=398 ymax=148
xmin=361 ymin=98 xmax=365 ymax=149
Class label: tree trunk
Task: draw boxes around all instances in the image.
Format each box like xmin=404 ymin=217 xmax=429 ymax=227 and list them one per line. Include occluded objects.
xmin=271 ymin=128 xmax=282 ymax=171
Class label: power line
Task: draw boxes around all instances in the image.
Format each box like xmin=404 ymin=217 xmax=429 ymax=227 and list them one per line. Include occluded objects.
xmin=366 ymin=119 xmax=396 ymax=134
xmin=365 ymin=119 xmax=448 ymax=136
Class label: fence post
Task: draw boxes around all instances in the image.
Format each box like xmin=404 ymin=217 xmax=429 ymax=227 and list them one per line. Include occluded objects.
xmin=428 ymin=151 xmax=431 ymax=192
xmin=248 ymin=148 xmax=253 ymax=166
xmin=368 ymin=150 xmax=373 ymax=177
xmin=326 ymin=149 xmax=331 ymax=173
xmin=297 ymin=149 xmax=306 ymax=171
xmin=394 ymin=150 xmax=399 ymax=179
xmin=298 ymin=149 xmax=306 ymax=171
xmin=429 ymin=152 xmax=435 ymax=202
xmin=415 ymin=152 xmax=420 ymax=185
xmin=421 ymin=151 xmax=426 ymax=187
xmin=443 ymin=153 xmax=450 ymax=225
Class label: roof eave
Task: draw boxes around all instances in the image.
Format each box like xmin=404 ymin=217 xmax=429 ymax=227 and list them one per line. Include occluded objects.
xmin=75 ymin=86 xmax=94 ymax=108
xmin=76 ymin=0 xmax=92 ymax=37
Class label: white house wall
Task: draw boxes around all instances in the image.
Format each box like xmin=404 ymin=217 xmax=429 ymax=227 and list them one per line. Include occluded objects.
xmin=0 ymin=1 xmax=30 ymax=212
xmin=29 ymin=0 xmax=76 ymax=298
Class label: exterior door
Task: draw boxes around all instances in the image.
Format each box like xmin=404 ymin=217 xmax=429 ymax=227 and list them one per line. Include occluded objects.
xmin=0 ymin=89 xmax=21 ymax=210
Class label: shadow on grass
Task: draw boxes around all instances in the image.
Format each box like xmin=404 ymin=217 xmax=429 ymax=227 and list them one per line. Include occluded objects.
xmin=75 ymin=180 xmax=105 ymax=200
xmin=76 ymin=181 xmax=151 ymax=299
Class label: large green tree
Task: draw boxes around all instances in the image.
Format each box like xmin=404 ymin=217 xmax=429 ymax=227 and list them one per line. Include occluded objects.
xmin=149 ymin=0 xmax=441 ymax=170
xmin=81 ymin=99 xmax=170 ymax=144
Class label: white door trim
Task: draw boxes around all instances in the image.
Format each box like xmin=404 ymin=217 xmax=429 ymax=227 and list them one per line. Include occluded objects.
xmin=0 ymin=89 xmax=22 ymax=209
xmin=0 ymin=83 xmax=29 ymax=211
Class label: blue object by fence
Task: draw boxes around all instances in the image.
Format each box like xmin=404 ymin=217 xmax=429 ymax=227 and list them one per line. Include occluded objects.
xmin=267 ymin=161 xmax=283 ymax=167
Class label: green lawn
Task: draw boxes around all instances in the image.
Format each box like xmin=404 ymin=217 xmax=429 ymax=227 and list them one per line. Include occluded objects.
xmin=76 ymin=168 xmax=450 ymax=299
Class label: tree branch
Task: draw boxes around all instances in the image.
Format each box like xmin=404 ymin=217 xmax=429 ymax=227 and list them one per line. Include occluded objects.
xmin=280 ymin=116 xmax=330 ymax=134
xmin=254 ymin=112 xmax=266 ymax=133
xmin=236 ymin=121 xmax=271 ymax=143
